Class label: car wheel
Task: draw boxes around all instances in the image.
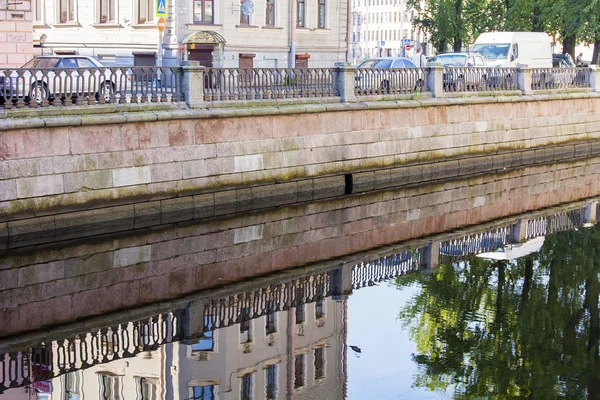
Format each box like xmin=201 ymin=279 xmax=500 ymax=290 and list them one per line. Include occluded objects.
xmin=29 ymin=82 xmax=48 ymax=105
xmin=96 ymin=81 xmax=115 ymax=103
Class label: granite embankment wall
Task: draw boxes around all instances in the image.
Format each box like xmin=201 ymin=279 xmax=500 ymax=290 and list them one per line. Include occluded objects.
xmin=1 ymin=94 xmax=600 ymax=246
xmin=2 ymin=156 xmax=600 ymax=336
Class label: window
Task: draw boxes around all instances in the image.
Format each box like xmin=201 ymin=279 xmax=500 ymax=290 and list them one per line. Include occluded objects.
xmin=193 ymin=0 xmax=213 ymax=23
xmin=266 ymin=303 xmax=276 ymax=334
xmin=240 ymin=307 xmax=252 ymax=343
xmin=59 ymin=0 xmax=75 ymax=23
xmin=192 ymin=385 xmax=215 ymax=400
xmin=512 ymin=43 xmax=519 ymax=61
xmin=33 ymin=0 xmax=42 ymax=21
xmin=296 ymin=304 xmax=305 ymax=324
xmin=64 ymin=371 xmax=82 ymax=400
xmin=294 ymin=355 xmax=305 ymax=389
xmin=265 ymin=0 xmax=275 ymax=26
xmin=99 ymin=375 xmax=122 ymax=400
xmin=265 ymin=364 xmax=277 ymax=399
xmin=137 ymin=0 xmax=154 ymax=23
xmin=138 ymin=377 xmax=158 ymax=400
xmin=240 ymin=0 xmax=250 ymax=24
xmin=296 ymin=0 xmax=305 ymax=27
xmin=317 ymin=0 xmax=325 ymax=28
xmin=314 ymin=348 xmax=325 ymax=380
xmin=192 ymin=315 xmax=214 ymax=351
xmin=98 ymin=0 xmax=115 ymax=23
xmin=315 ymin=299 xmax=324 ymax=319
xmin=240 ymin=373 xmax=253 ymax=400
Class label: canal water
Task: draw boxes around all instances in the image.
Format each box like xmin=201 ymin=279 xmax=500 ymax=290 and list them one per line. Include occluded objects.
xmin=2 ymin=157 xmax=600 ymax=399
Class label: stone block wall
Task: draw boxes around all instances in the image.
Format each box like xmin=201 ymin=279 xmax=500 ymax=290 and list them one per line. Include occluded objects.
xmin=1 ymin=95 xmax=600 ymax=245
xmin=2 ymin=156 xmax=600 ymax=336
xmin=0 ymin=20 xmax=33 ymax=67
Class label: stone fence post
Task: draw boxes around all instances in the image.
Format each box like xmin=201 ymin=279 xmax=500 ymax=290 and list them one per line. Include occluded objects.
xmin=334 ymin=62 xmax=357 ymax=103
xmin=589 ymin=65 xmax=600 ymax=92
xmin=584 ymin=201 xmax=598 ymax=225
xmin=422 ymin=240 xmax=440 ymax=271
xmin=517 ymin=64 xmax=533 ymax=95
xmin=425 ymin=62 xmax=444 ymax=98
xmin=181 ymin=60 xmax=206 ymax=108
xmin=331 ymin=263 xmax=354 ymax=298
xmin=510 ymin=218 xmax=528 ymax=243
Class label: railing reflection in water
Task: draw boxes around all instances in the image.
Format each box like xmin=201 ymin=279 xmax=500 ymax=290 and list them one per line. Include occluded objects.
xmin=440 ymin=226 xmax=512 ymax=264
xmin=352 ymin=248 xmax=423 ymax=290
xmin=526 ymin=209 xmax=585 ymax=239
xmin=0 ymin=310 xmax=183 ymax=392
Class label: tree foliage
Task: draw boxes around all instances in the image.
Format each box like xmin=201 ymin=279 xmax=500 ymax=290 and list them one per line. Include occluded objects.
xmin=408 ymin=0 xmax=600 ymax=60
xmin=395 ymin=226 xmax=600 ymax=398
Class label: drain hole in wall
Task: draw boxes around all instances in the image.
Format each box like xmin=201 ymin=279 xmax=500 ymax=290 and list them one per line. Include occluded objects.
xmin=345 ymin=174 xmax=353 ymax=195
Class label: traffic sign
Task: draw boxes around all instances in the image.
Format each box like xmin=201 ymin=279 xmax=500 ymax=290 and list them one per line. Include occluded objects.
xmin=157 ymin=17 xmax=166 ymax=31
xmin=31 ymin=381 xmax=53 ymax=393
xmin=156 ymin=0 xmax=167 ymax=17
xmin=405 ymin=45 xmax=412 ymax=51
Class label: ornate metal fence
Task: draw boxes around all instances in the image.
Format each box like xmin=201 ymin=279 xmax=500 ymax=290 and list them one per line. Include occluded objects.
xmin=354 ymin=68 xmax=426 ymax=96
xmin=0 ymin=310 xmax=183 ymax=393
xmin=443 ymin=67 xmax=519 ymax=92
xmin=531 ymin=68 xmax=591 ymax=90
xmin=526 ymin=208 xmax=586 ymax=239
xmin=0 ymin=66 xmax=181 ymax=109
xmin=201 ymin=68 xmax=336 ymax=101
xmin=439 ymin=226 xmax=512 ymax=263
xmin=351 ymin=249 xmax=422 ymax=289
xmin=203 ymin=270 xmax=332 ymax=331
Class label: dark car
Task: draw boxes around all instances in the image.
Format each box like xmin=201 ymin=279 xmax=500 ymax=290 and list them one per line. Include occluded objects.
xmin=355 ymin=57 xmax=424 ymax=93
xmin=552 ymin=53 xmax=576 ymax=68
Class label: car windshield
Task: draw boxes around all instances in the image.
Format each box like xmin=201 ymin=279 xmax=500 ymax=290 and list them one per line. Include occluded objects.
xmin=435 ymin=54 xmax=467 ymax=66
xmin=358 ymin=59 xmax=393 ymax=68
xmin=22 ymin=57 xmax=59 ymax=68
xmin=472 ymin=43 xmax=510 ymax=60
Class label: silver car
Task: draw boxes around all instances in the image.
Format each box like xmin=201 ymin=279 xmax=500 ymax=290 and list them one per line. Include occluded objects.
xmin=1 ymin=56 xmax=116 ymax=103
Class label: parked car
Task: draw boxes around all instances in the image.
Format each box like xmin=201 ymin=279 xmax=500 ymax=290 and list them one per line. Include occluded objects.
xmin=472 ymin=31 xmax=552 ymax=68
xmin=552 ymin=53 xmax=576 ymax=68
xmin=434 ymin=52 xmax=488 ymax=90
xmin=355 ymin=57 xmax=424 ymax=93
xmin=0 ymin=55 xmax=116 ymax=104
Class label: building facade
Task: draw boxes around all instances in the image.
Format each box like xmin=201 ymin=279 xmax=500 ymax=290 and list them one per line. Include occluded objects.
xmin=25 ymin=0 xmax=348 ymax=67
xmin=349 ymin=0 xmax=427 ymax=64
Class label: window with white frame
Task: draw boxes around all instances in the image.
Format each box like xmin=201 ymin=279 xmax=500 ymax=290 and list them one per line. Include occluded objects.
xmin=265 ymin=364 xmax=277 ymax=399
xmin=240 ymin=373 xmax=253 ymax=400
xmin=137 ymin=377 xmax=158 ymax=400
xmin=193 ymin=0 xmax=213 ymax=23
xmin=98 ymin=0 xmax=116 ymax=23
xmin=192 ymin=385 xmax=216 ymax=400
xmin=296 ymin=0 xmax=305 ymax=27
xmin=317 ymin=0 xmax=325 ymax=28
xmin=59 ymin=0 xmax=75 ymax=23
xmin=137 ymin=0 xmax=154 ymax=23
xmin=265 ymin=0 xmax=275 ymax=26
xmin=33 ymin=0 xmax=42 ymax=22
xmin=99 ymin=374 xmax=122 ymax=400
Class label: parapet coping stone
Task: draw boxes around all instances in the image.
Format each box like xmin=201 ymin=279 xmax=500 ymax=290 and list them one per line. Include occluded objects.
xmin=0 ymin=92 xmax=599 ymax=132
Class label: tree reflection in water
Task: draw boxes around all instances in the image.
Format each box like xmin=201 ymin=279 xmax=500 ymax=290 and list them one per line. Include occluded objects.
xmin=395 ymin=226 xmax=600 ymax=399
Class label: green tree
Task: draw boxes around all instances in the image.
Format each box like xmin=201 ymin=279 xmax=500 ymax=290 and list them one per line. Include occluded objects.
xmin=396 ymin=226 xmax=600 ymax=397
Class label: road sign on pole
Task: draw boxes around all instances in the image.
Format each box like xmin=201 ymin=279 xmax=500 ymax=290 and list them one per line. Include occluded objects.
xmin=157 ymin=17 xmax=166 ymax=31
xmin=156 ymin=0 xmax=167 ymax=17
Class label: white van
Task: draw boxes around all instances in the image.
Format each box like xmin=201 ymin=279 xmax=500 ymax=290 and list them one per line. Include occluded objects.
xmin=472 ymin=32 xmax=552 ymax=68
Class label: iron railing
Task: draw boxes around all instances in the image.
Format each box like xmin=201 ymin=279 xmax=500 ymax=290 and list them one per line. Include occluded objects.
xmin=203 ymin=270 xmax=332 ymax=331
xmin=443 ymin=67 xmax=519 ymax=92
xmin=0 ymin=310 xmax=183 ymax=393
xmin=526 ymin=209 xmax=586 ymax=239
xmin=354 ymin=68 xmax=426 ymax=96
xmin=351 ymin=249 xmax=422 ymax=289
xmin=201 ymin=68 xmax=336 ymax=101
xmin=440 ymin=226 xmax=512 ymax=263
xmin=0 ymin=66 xmax=181 ymax=108
xmin=531 ymin=68 xmax=591 ymax=90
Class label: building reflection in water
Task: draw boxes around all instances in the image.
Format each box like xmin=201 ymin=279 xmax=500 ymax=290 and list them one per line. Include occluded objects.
xmin=0 ymin=266 xmax=351 ymax=400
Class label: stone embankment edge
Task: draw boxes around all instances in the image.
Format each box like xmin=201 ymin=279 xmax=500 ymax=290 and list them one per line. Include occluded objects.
xmin=0 ymin=92 xmax=598 ymax=132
